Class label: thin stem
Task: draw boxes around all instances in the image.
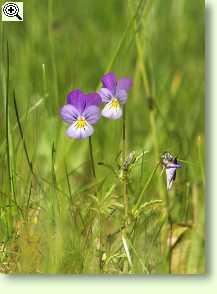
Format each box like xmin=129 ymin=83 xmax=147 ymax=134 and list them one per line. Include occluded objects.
xmin=95 ymin=0 xmax=145 ymax=90
xmin=197 ymin=135 xmax=205 ymax=186
xmin=165 ymin=190 xmax=173 ymax=274
xmin=5 ymin=41 xmax=13 ymax=230
xmin=99 ymin=213 xmax=103 ymax=272
xmin=149 ymin=109 xmax=165 ymax=200
xmin=122 ymin=106 xmax=128 ymax=228
xmin=122 ymin=105 xmax=129 ymax=273
xmin=88 ymin=136 xmax=103 ymax=272
xmin=122 ymin=106 xmax=129 ymax=273
xmin=88 ymin=136 xmax=96 ymax=179
xmin=168 ymin=221 xmax=173 ymax=274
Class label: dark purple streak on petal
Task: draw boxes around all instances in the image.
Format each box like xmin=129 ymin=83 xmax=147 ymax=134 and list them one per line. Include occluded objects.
xmin=83 ymin=105 xmax=101 ymax=125
xmin=60 ymin=104 xmax=79 ymax=123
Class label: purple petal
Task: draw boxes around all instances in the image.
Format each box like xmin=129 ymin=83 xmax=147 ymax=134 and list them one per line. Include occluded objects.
xmin=85 ymin=93 xmax=102 ymax=107
xmin=102 ymin=101 xmax=123 ymax=120
xmin=67 ymin=89 xmax=83 ymax=105
xmin=83 ymin=105 xmax=101 ymax=125
xmin=167 ymin=163 xmax=182 ymax=168
xmin=67 ymin=90 xmax=101 ymax=114
xmin=101 ymin=72 xmax=117 ymax=96
xmin=117 ymin=77 xmax=133 ymax=92
xmin=115 ymin=89 xmax=128 ymax=104
xmin=67 ymin=89 xmax=86 ymax=113
xmin=66 ymin=121 xmax=93 ymax=139
xmin=60 ymin=104 xmax=79 ymax=123
xmin=98 ymin=88 xmax=113 ymax=103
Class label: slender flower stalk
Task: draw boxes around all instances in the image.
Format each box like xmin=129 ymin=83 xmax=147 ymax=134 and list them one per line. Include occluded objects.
xmin=165 ymin=189 xmax=173 ymax=274
xmin=122 ymin=105 xmax=130 ymax=273
xmin=88 ymin=136 xmax=96 ymax=179
xmin=98 ymin=72 xmax=132 ymax=272
xmin=89 ymin=135 xmax=103 ymax=273
xmin=122 ymin=106 xmax=128 ymax=230
xmin=88 ymin=135 xmax=103 ymax=272
xmin=98 ymin=72 xmax=132 ymax=226
xmin=60 ymin=88 xmax=102 ymax=271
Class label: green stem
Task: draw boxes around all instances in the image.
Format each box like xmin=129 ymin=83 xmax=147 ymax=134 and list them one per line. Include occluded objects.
xmin=149 ymin=110 xmax=165 ymax=200
xmin=165 ymin=190 xmax=173 ymax=274
xmin=122 ymin=106 xmax=128 ymax=229
xmin=88 ymin=136 xmax=103 ymax=272
xmin=99 ymin=213 xmax=103 ymax=272
xmin=197 ymin=135 xmax=205 ymax=186
xmin=88 ymin=136 xmax=96 ymax=179
xmin=122 ymin=106 xmax=129 ymax=273
xmin=5 ymin=41 xmax=13 ymax=231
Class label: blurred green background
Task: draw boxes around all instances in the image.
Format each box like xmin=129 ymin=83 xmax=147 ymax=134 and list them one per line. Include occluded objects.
xmin=0 ymin=0 xmax=204 ymax=274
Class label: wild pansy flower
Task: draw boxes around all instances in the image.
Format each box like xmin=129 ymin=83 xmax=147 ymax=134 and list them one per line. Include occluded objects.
xmin=60 ymin=89 xmax=101 ymax=139
xmin=98 ymin=72 xmax=132 ymax=120
xmin=161 ymin=152 xmax=182 ymax=190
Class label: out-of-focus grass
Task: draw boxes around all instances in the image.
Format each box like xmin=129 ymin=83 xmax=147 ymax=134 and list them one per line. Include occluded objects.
xmin=0 ymin=0 xmax=204 ymax=274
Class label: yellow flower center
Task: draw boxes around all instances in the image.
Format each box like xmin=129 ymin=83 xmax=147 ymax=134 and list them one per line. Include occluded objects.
xmin=75 ymin=117 xmax=87 ymax=129
xmin=110 ymin=98 xmax=120 ymax=109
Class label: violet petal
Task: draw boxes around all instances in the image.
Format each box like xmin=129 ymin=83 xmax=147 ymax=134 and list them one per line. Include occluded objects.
xmin=83 ymin=105 xmax=101 ymax=125
xmin=117 ymin=77 xmax=132 ymax=92
xmin=101 ymin=72 xmax=117 ymax=96
xmin=60 ymin=104 xmax=79 ymax=123
xmin=85 ymin=93 xmax=102 ymax=107
xmin=98 ymin=88 xmax=113 ymax=103
xmin=67 ymin=89 xmax=83 ymax=106
xmin=115 ymin=89 xmax=128 ymax=104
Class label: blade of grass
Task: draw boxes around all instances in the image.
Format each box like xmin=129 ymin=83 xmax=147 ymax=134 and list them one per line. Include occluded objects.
xmin=134 ymin=160 xmax=161 ymax=211
xmin=0 ymin=97 xmax=44 ymax=156
xmin=51 ymin=142 xmax=60 ymax=215
xmin=13 ymin=90 xmax=33 ymax=174
xmin=96 ymin=0 xmax=146 ymax=89
xmin=5 ymin=41 xmax=13 ymax=229
xmin=122 ymin=233 xmax=133 ymax=269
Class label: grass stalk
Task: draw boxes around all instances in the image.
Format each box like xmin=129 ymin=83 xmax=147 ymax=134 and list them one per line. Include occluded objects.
xmin=197 ymin=135 xmax=205 ymax=186
xmin=96 ymin=0 xmax=145 ymax=90
xmin=134 ymin=161 xmax=160 ymax=211
xmin=48 ymin=0 xmax=59 ymax=105
xmin=5 ymin=42 xmax=13 ymax=230
xmin=88 ymin=136 xmax=96 ymax=179
xmin=122 ymin=106 xmax=128 ymax=229
xmin=88 ymin=136 xmax=103 ymax=272
xmin=122 ymin=106 xmax=130 ymax=273
xmin=164 ymin=189 xmax=173 ymax=274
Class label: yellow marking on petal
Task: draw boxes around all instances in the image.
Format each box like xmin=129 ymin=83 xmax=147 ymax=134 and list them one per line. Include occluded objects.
xmin=110 ymin=98 xmax=120 ymax=109
xmin=75 ymin=117 xmax=87 ymax=129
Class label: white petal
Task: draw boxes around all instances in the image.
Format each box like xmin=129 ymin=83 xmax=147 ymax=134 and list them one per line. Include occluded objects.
xmin=66 ymin=121 xmax=93 ymax=139
xmin=101 ymin=102 xmax=123 ymax=120
xmin=166 ymin=168 xmax=176 ymax=190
